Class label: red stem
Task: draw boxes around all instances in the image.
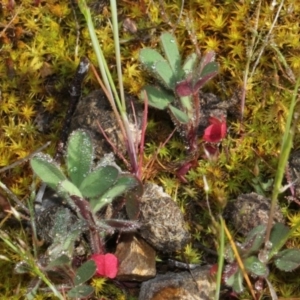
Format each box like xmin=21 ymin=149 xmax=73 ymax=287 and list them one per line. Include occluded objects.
xmin=138 ymin=91 xmax=148 ymax=179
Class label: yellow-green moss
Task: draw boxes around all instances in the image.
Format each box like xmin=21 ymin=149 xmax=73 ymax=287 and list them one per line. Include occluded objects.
xmin=1 ymin=0 xmax=300 ymax=298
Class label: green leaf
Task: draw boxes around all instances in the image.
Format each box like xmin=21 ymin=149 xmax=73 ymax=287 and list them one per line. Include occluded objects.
xmin=244 ymin=256 xmax=268 ymax=277
xmin=200 ymin=61 xmax=219 ymax=78
xmin=182 ymin=53 xmax=198 ymax=75
xmin=240 ymin=224 xmax=266 ymax=257
xmin=179 ymin=95 xmax=193 ymax=114
xmin=169 ymin=105 xmax=189 ymax=124
xmin=79 ymin=165 xmax=119 ymax=198
xmin=30 ymin=153 xmax=66 ymax=190
xmin=142 ymin=85 xmax=174 ymax=110
xmin=58 ymin=179 xmax=83 ymax=198
xmin=269 ymin=223 xmax=290 ymax=258
xmin=14 ymin=261 xmax=32 ymax=274
xmin=66 ymin=129 xmax=93 ymax=187
xmin=74 ymin=260 xmax=96 ymax=286
xmin=67 ymin=285 xmax=94 ymax=298
xmin=225 ymin=269 xmax=244 ymax=293
xmin=91 ymin=174 xmax=140 ymax=213
xmin=160 ymin=32 xmax=181 ymax=76
xmin=48 ymin=227 xmax=83 ymax=262
xmin=193 ymin=61 xmax=219 ymax=91
xmin=139 ymin=48 xmax=174 ymax=89
xmin=274 ymin=249 xmax=300 ymax=272
xmin=47 ymin=254 xmax=71 ymax=268
xmin=47 ymin=207 xmax=86 ymax=261
xmin=155 ymin=60 xmax=176 ymax=89
xmin=198 ymin=51 xmax=216 ymax=73
xmin=139 ymin=48 xmax=165 ymax=70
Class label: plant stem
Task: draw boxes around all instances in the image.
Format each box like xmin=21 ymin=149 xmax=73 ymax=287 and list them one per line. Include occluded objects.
xmin=264 ymin=76 xmax=300 ymax=246
xmin=78 ymin=0 xmax=139 ymax=174
xmin=110 ymin=0 xmax=125 ymax=111
xmin=0 ymin=231 xmax=65 ymax=300
xmin=249 ymin=0 xmax=285 ymax=79
xmin=215 ymin=216 xmax=225 ymax=300
xmin=109 ymin=0 xmax=139 ymax=173
xmin=270 ymin=43 xmax=296 ymax=83
xmin=240 ymin=0 xmax=261 ymax=121
xmin=223 ymin=221 xmax=257 ymax=299
xmin=138 ymin=91 xmax=149 ymax=179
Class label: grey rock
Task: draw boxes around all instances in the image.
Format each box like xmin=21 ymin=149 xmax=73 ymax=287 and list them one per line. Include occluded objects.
xmin=224 ymin=192 xmax=284 ymax=236
xmin=139 ymin=183 xmax=190 ymax=252
xmin=139 ymin=265 xmax=216 ymax=300
xmin=70 ymin=89 xmax=142 ymax=160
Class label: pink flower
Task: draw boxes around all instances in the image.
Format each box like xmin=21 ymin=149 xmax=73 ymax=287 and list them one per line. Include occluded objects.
xmin=203 ymin=116 xmax=227 ymax=143
xmin=90 ymin=253 xmax=118 ymax=279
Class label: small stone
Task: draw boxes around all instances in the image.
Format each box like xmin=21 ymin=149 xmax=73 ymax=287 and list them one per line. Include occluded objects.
xmin=139 ymin=265 xmax=216 ymax=300
xmin=115 ymin=233 xmax=156 ymax=281
xmin=288 ymin=150 xmax=300 ymax=199
xmin=138 ymin=183 xmax=190 ymax=253
xmin=70 ymin=89 xmax=142 ymax=159
xmin=224 ymin=192 xmax=284 ymax=236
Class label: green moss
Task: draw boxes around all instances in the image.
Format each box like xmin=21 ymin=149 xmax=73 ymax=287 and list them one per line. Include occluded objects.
xmin=1 ymin=0 xmax=300 ymax=297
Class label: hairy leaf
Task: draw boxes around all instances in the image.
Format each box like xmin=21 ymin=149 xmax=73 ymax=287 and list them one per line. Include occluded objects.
xmin=67 ymin=285 xmax=94 ymax=298
xmin=182 ymin=53 xmax=198 ymax=75
xmin=160 ymin=32 xmax=181 ymax=76
xmin=142 ymin=85 xmax=174 ymax=110
xmin=91 ymin=174 xmax=140 ymax=213
xmin=269 ymin=223 xmax=290 ymax=258
xmin=79 ymin=165 xmax=119 ymax=198
xmin=169 ymin=105 xmax=189 ymax=124
xmin=74 ymin=260 xmax=96 ymax=286
xmin=239 ymin=224 xmax=266 ymax=257
xmin=14 ymin=261 xmax=32 ymax=274
xmin=193 ymin=61 xmax=219 ymax=91
xmin=139 ymin=48 xmax=165 ymax=70
xmin=155 ymin=60 xmax=176 ymax=89
xmin=30 ymin=153 xmax=66 ymax=190
xmin=244 ymin=256 xmax=268 ymax=277
xmin=58 ymin=179 xmax=83 ymax=198
xmin=175 ymin=76 xmax=193 ymax=97
xmin=274 ymin=249 xmax=300 ymax=272
xmin=104 ymin=219 xmax=141 ymax=232
xmin=224 ymin=265 xmax=244 ymax=293
xmin=47 ymin=255 xmax=71 ymax=269
xmin=66 ymin=129 xmax=93 ymax=187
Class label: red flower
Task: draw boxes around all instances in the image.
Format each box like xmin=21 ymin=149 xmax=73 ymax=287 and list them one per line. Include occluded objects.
xmin=90 ymin=253 xmax=118 ymax=279
xmin=203 ymin=116 xmax=226 ymax=143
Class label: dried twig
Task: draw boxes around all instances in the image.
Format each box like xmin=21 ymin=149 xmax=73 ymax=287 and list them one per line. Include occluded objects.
xmin=55 ymin=57 xmax=90 ymax=161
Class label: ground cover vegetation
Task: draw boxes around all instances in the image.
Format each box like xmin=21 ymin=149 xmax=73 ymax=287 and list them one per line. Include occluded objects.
xmin=1 ymin=0 xmax=300 ymax=299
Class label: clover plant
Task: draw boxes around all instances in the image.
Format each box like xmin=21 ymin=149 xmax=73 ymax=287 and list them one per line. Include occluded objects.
xmin=31 ymin=129 xmax=142 ymax=218
xmin=78 ymin=0 xmax=144 ymax=177
xmin=139 ymin=32 xmax=219 ymax=152
xmin=26 ymin=129 xmax=143 ymax=297
xmin=15 ymin=251 xmax=97 ymax=299
xmin=224 ymin=223 xmax=300 ymax=294
xmin=30 ymin=129 xmax=142 ymax=257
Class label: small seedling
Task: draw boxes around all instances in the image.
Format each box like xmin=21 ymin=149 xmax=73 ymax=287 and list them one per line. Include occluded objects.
xmin=31 ymin=129 xmax=142 ymax=249
xmin=139 ymin=32 xmax=219 ymax=152
xmin=139 ymin=33 xmax=220 ymax=181
xmin=15 ymin=253 xmax=97 ymax=299
xmin=223 ymin=223 xmax=300 ymax=295
xmin=26 ymin=129 xmax=143 ymax=297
